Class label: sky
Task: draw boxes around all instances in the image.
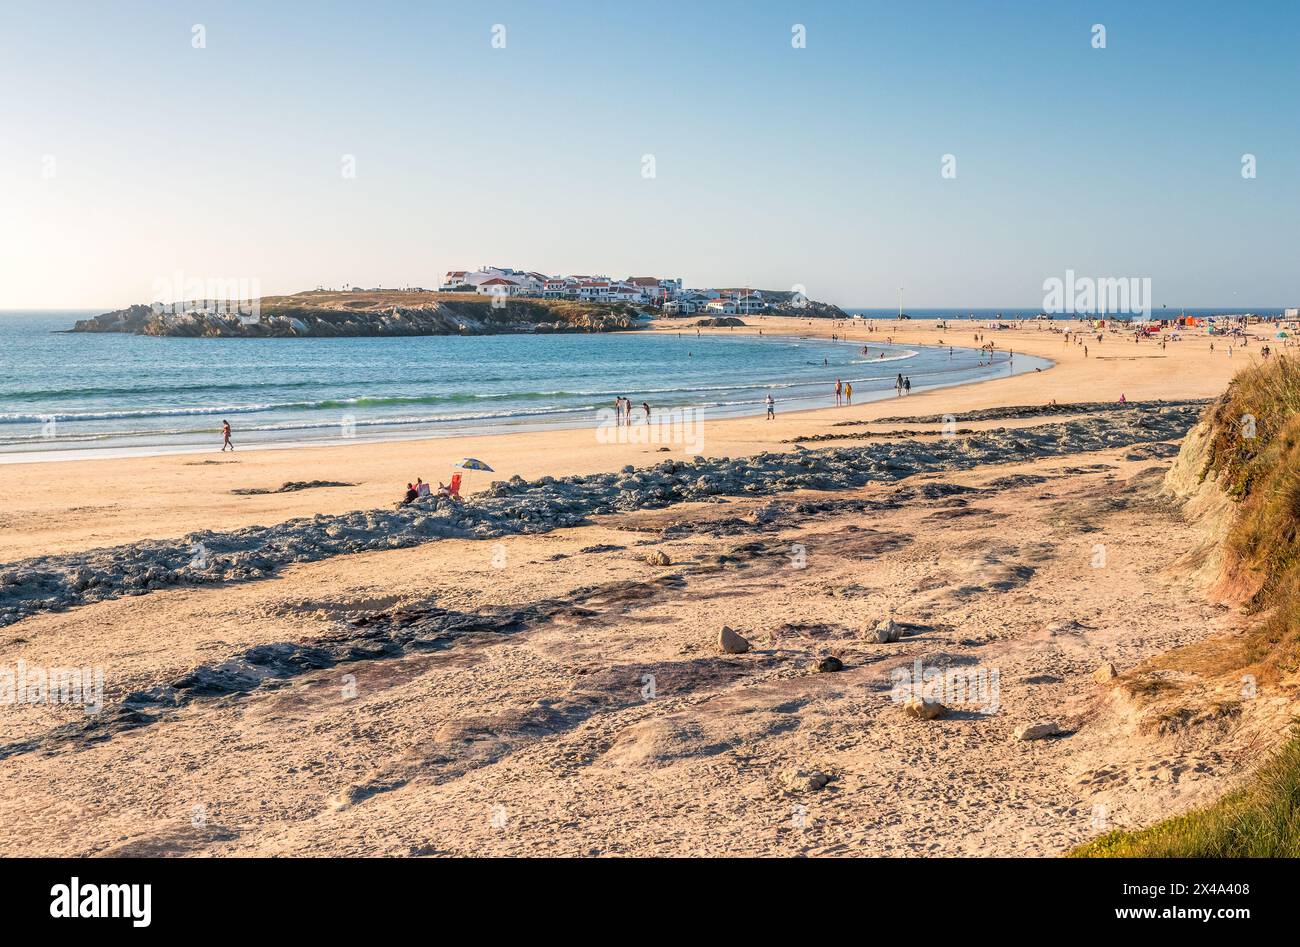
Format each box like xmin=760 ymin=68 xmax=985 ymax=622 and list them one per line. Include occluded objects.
xmin=1 ymin=0 xmax=1297 ymax=310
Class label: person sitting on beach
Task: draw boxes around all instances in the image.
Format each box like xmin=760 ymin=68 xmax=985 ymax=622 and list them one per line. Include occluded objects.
xmin=417 ymin=478 xmax=431 ymax=498
xmin=436 ymin=481 xmax=451 ymax=498
xmin=399 ymin=483 xmax=418 ymax=506
xmin=1118 ymin=393 xmax=1127 ymax=404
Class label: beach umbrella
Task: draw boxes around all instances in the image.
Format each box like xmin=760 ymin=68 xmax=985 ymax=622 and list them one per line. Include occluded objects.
xmin=451 ymin=457 xmax=494 ymax=494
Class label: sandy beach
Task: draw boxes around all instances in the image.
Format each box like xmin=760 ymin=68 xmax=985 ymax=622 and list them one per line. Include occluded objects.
xmin=0 ymin=317 xmax=1242 ymax=562
xmin=0 ymin=316 xmax=1285 ymax=857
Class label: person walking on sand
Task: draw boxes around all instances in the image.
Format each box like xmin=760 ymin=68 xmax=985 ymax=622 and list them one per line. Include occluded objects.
xmin=835 ymin=379 xmax=843 ymax=406
xmin=903 ymin=376 xmax=912 ymax=395
xmin=845 ymin=381 xmax=853 ymax=405
xmin=765 ymin=393 xmax=775 ymax=420
xmin=642 ymin=401 xmax=651 ymax=423
xmin=221 ymin=420 xmax=233 ymax=451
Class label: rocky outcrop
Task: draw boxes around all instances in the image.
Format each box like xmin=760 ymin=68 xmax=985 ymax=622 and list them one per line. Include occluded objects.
xmin=71 ymin=297 xmax=639 ymax=338
xmin=70 ymin=304 xmax=155 ymax=333
xmin=0 ymin=402 xmax=1203 ymax=627
xmin=694 ymin=317 xmax=746 ymax=328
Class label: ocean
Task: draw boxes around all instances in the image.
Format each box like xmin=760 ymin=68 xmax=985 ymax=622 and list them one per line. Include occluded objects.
xmin=0 ymin=310 xmax=1057 ymax=460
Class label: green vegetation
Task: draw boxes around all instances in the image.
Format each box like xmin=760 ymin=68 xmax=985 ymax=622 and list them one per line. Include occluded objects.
xmin=1202 ymin=355 xmax=1300 ymax=676
xmin=1073 ymin=730 xmax=1300 ymax=857
xmin=1074 ymin=354 xmax=1300 ymax=857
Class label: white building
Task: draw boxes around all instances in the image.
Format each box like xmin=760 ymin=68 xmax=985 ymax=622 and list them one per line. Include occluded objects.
xmin=440 ymin=266 xmax=543 ymax=293
xmin=440 ymin=267 xmax=684 ymax=307
xmin=475 ymin=276 xmax=526 ymax=297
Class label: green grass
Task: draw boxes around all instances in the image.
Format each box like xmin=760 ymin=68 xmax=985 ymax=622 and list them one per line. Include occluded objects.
xmin=1201 ymin=356 xmax=1300 ymax=676
xmin=1073 ymin=730 xmax=1300 ymax=857
xmin=1073 ymin=355 xmax=1300 ymax=857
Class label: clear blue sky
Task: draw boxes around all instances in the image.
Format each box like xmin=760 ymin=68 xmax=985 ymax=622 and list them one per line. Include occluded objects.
xmin=1 ymin=0 xmax=1297 ymax=309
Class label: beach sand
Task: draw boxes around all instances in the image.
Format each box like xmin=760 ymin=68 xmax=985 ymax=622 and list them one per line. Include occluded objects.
xmin=0 ymin=317 xmax=1243 ymax=561
xmin=0 ymin=316 xmax=1281 ymax=857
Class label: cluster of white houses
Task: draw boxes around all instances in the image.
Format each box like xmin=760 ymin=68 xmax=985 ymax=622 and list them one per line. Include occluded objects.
xmin=438 ymin=266 xmax=769 ymax=315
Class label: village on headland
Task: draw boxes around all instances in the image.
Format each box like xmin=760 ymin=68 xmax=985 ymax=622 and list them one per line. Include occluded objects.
xmin=69 ymin=265 xmax=845 ymax=338
xmin=432 ymin=265 xmax=770 ymax=315
xmin=69 ymin=260 xmax=1299 ymax=339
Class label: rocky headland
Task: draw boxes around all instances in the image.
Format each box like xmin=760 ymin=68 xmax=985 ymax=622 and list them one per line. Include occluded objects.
xmin=70 ymin=291 xmax=642 ymax=338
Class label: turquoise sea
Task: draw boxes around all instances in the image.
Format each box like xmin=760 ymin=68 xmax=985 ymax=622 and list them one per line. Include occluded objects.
xmin=0 ymin=310 xmax=1052 ymax=459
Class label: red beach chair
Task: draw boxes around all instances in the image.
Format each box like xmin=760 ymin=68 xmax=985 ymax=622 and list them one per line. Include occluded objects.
xmin=448 ymin=473 xmax=463 ymax=498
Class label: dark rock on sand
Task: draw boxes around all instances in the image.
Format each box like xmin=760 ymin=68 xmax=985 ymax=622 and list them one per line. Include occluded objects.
xmin=231 ymin=480 xmax=354 ymax=495
xmin=0 ymin=402 xmax=1205 ymax=628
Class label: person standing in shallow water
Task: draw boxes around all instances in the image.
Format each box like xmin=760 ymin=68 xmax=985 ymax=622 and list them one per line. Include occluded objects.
xmin=221 ymin=420 xmax=233 ymax=451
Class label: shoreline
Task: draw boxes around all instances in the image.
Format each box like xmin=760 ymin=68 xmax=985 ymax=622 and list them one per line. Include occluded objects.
xmin=0 ymin=334 xmax=1044 ymax=465
xmin=0 ymin=316 xmax=1252 ymax=562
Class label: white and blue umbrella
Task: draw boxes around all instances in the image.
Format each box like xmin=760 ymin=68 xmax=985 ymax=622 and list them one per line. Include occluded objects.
xmin=452 ymin=457 xmax=494 ymax=493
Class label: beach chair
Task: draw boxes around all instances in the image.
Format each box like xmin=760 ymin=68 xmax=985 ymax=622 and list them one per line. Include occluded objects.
xmin=448 ymin=473 xmax=463 ymax=499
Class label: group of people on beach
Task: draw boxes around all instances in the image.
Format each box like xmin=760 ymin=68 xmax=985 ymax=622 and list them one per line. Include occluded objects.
xmin=398 ymin=476 xmax=459 ymax=507
xmin=613 ymin=397 xmax=651 ymax=425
